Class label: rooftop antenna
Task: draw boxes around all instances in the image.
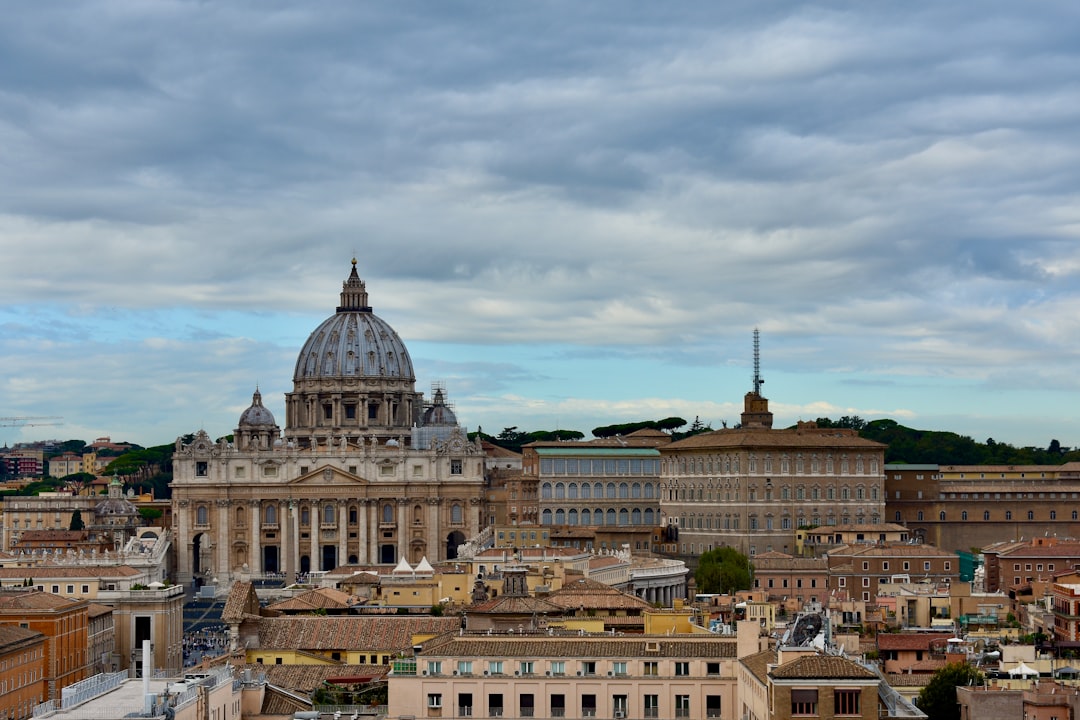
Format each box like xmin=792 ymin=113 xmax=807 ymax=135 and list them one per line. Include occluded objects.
xmin=752 ymin=328 xmax=764 ymax=395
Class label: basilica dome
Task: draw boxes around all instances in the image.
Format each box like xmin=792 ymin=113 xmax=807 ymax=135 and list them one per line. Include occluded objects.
xmin=293 ymin=259 xmax=415 ymax=383
xmin=239 ymin=388 xmax=276 ymax=427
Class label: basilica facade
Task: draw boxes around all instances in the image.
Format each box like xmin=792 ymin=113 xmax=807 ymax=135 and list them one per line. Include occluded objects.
xmin=172 ymin=260 xmax=486 ymax=586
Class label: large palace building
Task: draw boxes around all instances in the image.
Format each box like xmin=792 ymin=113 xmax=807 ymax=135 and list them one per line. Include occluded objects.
xmin=660 ymin=339 xmax=887 ymax=560
xmin=171 ymin=260 xmax=486 ymax=586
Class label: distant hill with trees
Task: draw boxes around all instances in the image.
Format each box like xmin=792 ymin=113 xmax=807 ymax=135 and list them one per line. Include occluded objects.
xmin=814 ymin=416 xmax=1080 ymax=465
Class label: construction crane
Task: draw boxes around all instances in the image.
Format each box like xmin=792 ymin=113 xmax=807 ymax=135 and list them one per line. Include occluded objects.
xmin=0 ymin=416 xmax=64 ymax=427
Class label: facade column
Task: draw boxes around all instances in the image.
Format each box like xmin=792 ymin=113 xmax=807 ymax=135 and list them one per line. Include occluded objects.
xmin=427 ymin=498 xmax=440 ymax=562
xmin=469 ymin=497 xmax=482 ymax=538
xmin=288 ymin=500 xmax=300 ymax=582
xmin=338 ymin=501 xmax=348 ymax=569
xmin=397 ymin=499 xmax=408 ymax=563
xmin=367 ymin=501 xmax=379 ymax=564
xmin=249 ymin=501 xmax=261 ymax=575
xmin=311 ymin=502 xmax=320 ymax=572
xmin=176 ymin=500 xmax=191 ymax=584
xmin=216 ymin=500 xmax=231 ymax=582
xmin=356 ymin=499 xmax=368 ymax=565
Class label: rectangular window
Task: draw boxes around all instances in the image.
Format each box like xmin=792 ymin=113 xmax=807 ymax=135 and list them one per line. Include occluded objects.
xmin=519 ymin=661 xmax=534 ymax=675
xmin=429 ymin=694 xmax=443 ymax=708
xmin=457 ymin=661 xmax=472 ymax=675
xmin=612 ymin=661 xmax=627 ymax=676
xmin=643 ymin=661 xmax=658 ymax=676
xmin=791 ymin=689 xmax=818 ymax=716
xmin=581 ymin=661 xmax=596 ymax=676
xmin=488 ymin=693 xmax=504 ymax=718
xmin=834 ymin=689 xmax=860 ymax=716
xmin=428 ymin=661 xmax=442 ymax=675
xmin=451 ymin=459 xmax=463 ymax=475
xmin=674 ymin=661 xmax=690 ymax=676
xmin=488 ymin=661 xmax=502 ymax=675
xmin=675 ymin=695 xmax=691 ymax=719
xmin=644 ymin=695 xmax=659 ymax=719
xmin=706 ymin=696 xmax=722 ymax=718
xmin=196 ymin=461 xmax=208 ymax=477
xmin=551 ymin=661 xmax=565 ymax=675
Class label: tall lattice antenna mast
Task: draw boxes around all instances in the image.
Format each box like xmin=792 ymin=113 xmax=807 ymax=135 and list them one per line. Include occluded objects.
xmin=752 ymin=328 xmax=764 ymax=395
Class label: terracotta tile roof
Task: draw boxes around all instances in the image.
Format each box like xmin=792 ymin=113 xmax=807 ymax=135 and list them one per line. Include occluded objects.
xmin=419 ymin=633 xmax=738 ymax=659
xmin=0 ymin=624 xmax=43 ymax=647
xmin=588 ymin=555 xmax=627 ymax=570
xmin=740 ymin=649 xmax=776 ymax=685
xmin=87 ymin=603 xmax=112 ymax=619
xmin=469 ymin=595 xmax=564 ymax=614
xmin=665 ymin=427 xmax=884 ymax=451
xmin=876 ymin=632 xmax=953 ymax=651
xmin=829 ymin=543 xmax=957 ymax=558
xmin=0 ymin=589 xmax=82 ymax=610
xmin=266 ymin=587 xmax=354 ymax=613
xmin=546 ymin=577 xmax=653 ymax=611
xmin=222 ymin=581 xmax=263 ymax=623
xmin=259 ymin=685 xmax=312 ymax=715
xmin=240 ymin=663 xmax=386 ymax=695
xmin=906 ymin=657 xmax=947 ymax=672
xmin=770 ymin=654 xmax=878 ymax=680
xmin=255 ymin=616 xmax=459 ymax=652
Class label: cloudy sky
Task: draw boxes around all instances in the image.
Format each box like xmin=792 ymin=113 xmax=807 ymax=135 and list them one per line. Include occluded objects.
xmin=2 ymin=2 xmax=1079 ymax=450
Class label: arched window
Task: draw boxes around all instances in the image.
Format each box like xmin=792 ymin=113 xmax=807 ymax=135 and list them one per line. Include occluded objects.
xmin=451 ymin=504 xmax=463 ymax=524
xmin=541 ymin=483 xmax=553 ymax=499
xmin=555 ymin=483 xmax=565 ymax=499
xmin=235 ymin=506 xmax=245 ymax=526
xmin=644 ymin=508 xmax=654 ymax=525
xmin=555 ymin=509 xmax=565 ymax=524
xmin=196 ymin=505 xmax=209 ymax=526
xmin=382 ymin=503 xmax=394 ymax=523
xmin=300 ymin=506 xmax=310 ymax=526
xmin=568 ymin=483 xmax=578 ymax=499
xmin=631 ymin=483 xmax=642 ymax=499
xmin=324 ymin=504 xmax=336 ymax=524
xmin=1073 ymin=511 xmax=1078 ymax=520
xmin=264 ymin=504 xmax=277 ymax=525
xmin=581 ymin=483 xmax=591 ymax=499
xmin=939 ymin=511 xmax=946 ymax=521
xmin=917 ymin=511 xmax=924 ymax=521
xmin=581 ymin=509 xmax=591 ymax=525
xmin=984 ymin=511 xmax=990 ymax=521
xmin=595 ymin=508 xmax=605 ymax=525
xmin=894 ymin=511 xmax=901 ymax=522
xmin=594 ymin=482 xmax=603 ymax=498
xmin=961 ymin=511 xmax=968 ymax=521
xmin=568 ymin=509 xmax=578 ymax=525
xmin=1028 ymin=510 xmax=1034 ymax=520
xmin=606 ymin=508 xmax=616 ymax=525
xmin=619 ymin=508 xmax=629 ymax=526
xmin=1051 ymin=510 xmax=1057 ymax=520
xmin=631 ymin=508 xmax=642 ymax=525
xmin=606 ymin=483 xmax=616 ymax=499
xmin=349 ymin=505 xmax=357 ymax=525
xmin=413 ymin=504 xmax=423 ymax=524
xmin=619 ymin=483 xmax=629 ymax=499
xmin=644 ymin=483 xmax=654 ymax=499
xmin=541 ymin=509 xmax=552 ymax=525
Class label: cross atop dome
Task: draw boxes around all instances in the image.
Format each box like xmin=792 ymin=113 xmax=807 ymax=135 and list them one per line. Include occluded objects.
xmin=337 ymin=257 xmax=371 ymax=313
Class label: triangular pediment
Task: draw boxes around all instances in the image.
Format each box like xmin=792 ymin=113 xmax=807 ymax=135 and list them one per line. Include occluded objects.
xmin=286 ymin=465 xmax=370 ymax=486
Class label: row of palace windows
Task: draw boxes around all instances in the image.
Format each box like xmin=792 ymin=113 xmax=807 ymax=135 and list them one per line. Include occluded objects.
xmin=541 ymin=482 xmax=656 ymax=500
xmin=668 ymin=485 xmax=879 ymax=502
xmin=678 ymin=514 xmax=880 ymax=530
xmin=539 ymin=458 xmax=660 ymax=476
xmin=664 ymin=455 xmax=879 ymax=476
xmin=540 ymin=508 xmax=657 ymax=526
xmin=194 ymin=502 xmax=466 ymax=527
xmin=900 ymin=509 xmax=1079 ymax=522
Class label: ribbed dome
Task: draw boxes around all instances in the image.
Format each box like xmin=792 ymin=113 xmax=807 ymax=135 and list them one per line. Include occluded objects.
xmin=239 ymin=388 xmax=277 ymax=427
xmin=292 ymin=259 xmax=415 ymax=383
xmin=421 ymin=388 xmax=458 ymax=426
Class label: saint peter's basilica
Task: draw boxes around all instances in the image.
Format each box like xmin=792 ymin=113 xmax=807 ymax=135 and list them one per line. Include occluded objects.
xmin=171 ymin=260 xmax=486 ymax=585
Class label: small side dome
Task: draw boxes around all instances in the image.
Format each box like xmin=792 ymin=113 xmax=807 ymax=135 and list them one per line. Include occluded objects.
xmin=239 ymin=388 xmax=276 ymax=427
xmin=421 ymin=387 xmax=458 ymax=427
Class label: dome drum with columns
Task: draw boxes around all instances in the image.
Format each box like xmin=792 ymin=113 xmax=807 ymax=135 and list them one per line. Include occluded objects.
xmin=172 ymin=260 xmax=487 ymax=588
